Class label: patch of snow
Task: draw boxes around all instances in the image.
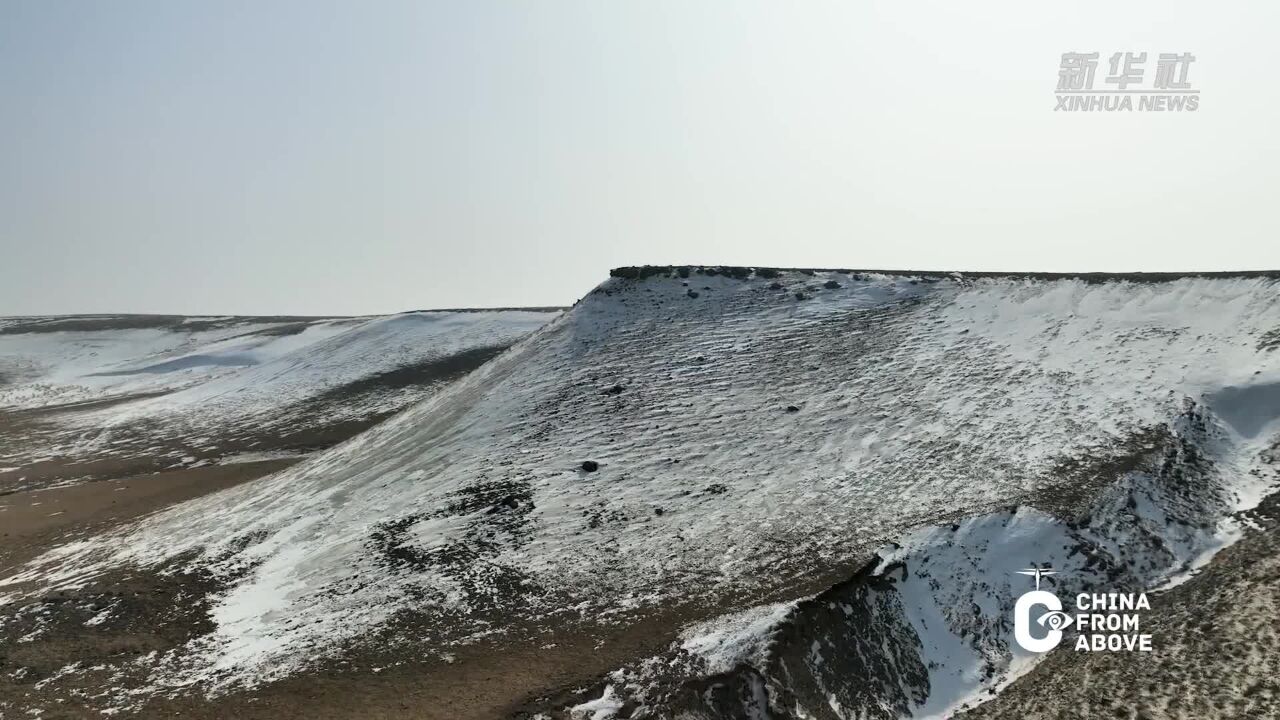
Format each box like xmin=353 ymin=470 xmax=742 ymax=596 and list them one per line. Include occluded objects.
xmin=569 ymin=684 xmax=625 ymax=720
xmin=218 ymin=450 xmax=311 ymax=465
xmin=679 ymin=601 xmax=795 ymax=675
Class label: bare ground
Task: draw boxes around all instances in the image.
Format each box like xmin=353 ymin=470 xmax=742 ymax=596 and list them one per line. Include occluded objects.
xmin=1 ymin=564 xmax=739 ymax=719
xmin=0 ymin=459 xmax=300 ymax=574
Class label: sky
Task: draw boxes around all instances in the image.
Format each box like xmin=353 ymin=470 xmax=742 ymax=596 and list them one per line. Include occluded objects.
xmin=2 ymin=0 xmax=1279 ymax=316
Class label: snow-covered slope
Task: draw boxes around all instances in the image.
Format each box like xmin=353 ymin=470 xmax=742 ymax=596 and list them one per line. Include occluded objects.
xmin=0 ymin=310 xmax=559 ymax=490
xmin=570 ymin=398 xmax=1278 ymax=719
xmin=0 ymin=315 xmax=357 ymax=410
xmin=3 ymin=270 xmax=1279 ymax=716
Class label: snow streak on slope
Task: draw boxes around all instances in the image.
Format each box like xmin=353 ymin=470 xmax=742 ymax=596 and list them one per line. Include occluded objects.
xmin=3 ymin=271 xmax=1279 ymax=706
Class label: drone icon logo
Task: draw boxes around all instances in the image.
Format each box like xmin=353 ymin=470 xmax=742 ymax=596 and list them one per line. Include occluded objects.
xmin=1016 ymin=567 xmax=1055 ymax=590
xmin=1013 ymin=567 xmax=1074 ymax=652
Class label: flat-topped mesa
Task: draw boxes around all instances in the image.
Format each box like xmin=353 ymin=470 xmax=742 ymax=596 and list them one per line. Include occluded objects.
xmin=608 ymin=264 xmax=1280 ymax=283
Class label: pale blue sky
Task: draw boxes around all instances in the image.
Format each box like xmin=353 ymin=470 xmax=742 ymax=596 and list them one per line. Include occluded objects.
xmin=2 ymin=1 xmax=1278 ymax=315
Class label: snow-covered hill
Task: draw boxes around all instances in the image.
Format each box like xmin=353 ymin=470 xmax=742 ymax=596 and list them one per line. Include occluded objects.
xmin=2 ymin=269 xmax=1278 ymax=717
xmin=0 ymin=310 xmax=559 ymax=491
xmin=0 ymin=315 xmax=358 ymax=411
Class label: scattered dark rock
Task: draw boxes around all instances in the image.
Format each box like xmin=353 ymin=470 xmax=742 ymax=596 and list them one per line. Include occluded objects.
xmin=654 ymin=507 xmax=665 ymax=516
xmin=795 ymin=292 xmax=806 ymax=300
xmin=768 ymin=282 xmax=784 ymax=291
xmin=785 ymin=405 xmax=800 ymax=413
xmin=580 ymin=460 xmax=599 ymax=472
xmin=603 ymin=384 xmax=625 ymax=395
xmin=687 ymin=290 xmax=700 ymax=299
xmin=756 ymin=267 xmax=782 ymax=279
xmin=824 ymin=280 xmax=841 ymax=290
xmin=705 ymin=483 xmax=728 ymax=495
xmin=486 ymin=495 xmax=523 ymax=514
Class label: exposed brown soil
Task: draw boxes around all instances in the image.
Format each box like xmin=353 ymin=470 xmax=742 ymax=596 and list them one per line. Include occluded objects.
xmin=0 ymin=563 xmax=743 ymax=720
xmin=131 ymin=608 xmax=700 ymax=720
xmin=0 ymin=459 xmax=300 ymax=718
xmin=0 ymin=459 xmax=299 ymax=573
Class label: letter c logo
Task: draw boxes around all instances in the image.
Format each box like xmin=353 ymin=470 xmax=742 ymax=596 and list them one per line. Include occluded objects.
xmin=1014 ymin=590 xmax=1064 ymax=653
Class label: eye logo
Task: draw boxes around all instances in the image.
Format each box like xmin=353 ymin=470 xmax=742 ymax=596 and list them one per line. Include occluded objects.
xmin=1038 ymin=610 xmax=1075 ymax=631
xmin=1013 ymin=567 xmax=1066 ymax=653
